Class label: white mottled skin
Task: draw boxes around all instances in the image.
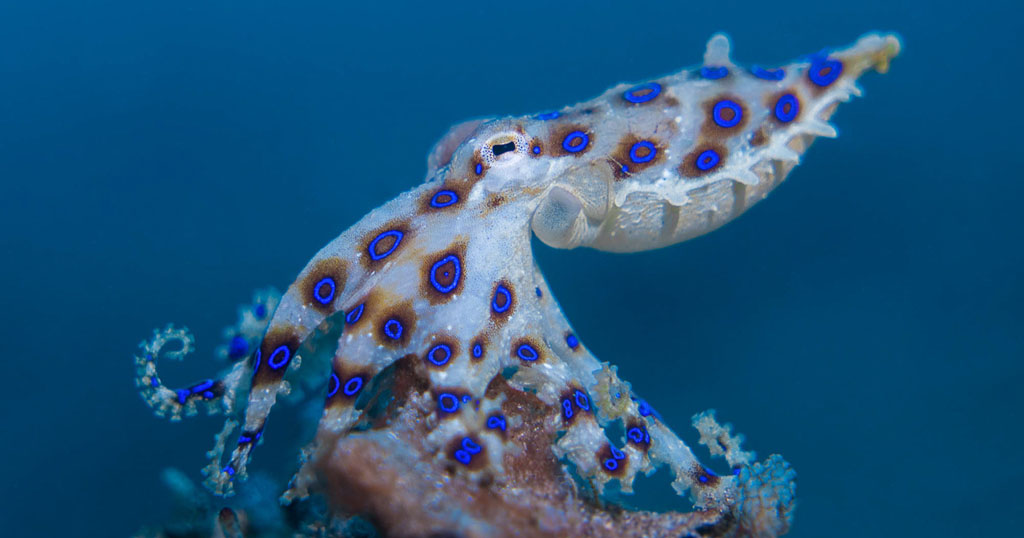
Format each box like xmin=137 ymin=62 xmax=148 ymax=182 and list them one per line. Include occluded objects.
xmin=137 ymin=32 xmax=900 ymax=521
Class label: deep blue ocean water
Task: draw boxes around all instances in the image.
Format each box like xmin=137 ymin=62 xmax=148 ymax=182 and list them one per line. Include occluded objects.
xmin=1 ymin=1 xmax=1020 ymax=536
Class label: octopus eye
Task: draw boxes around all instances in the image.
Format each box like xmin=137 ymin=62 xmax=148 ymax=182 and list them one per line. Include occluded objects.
xmin=491 ymin=141 xmax=516 ymax=157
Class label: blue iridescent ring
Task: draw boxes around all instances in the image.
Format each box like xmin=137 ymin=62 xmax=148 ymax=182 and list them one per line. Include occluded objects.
xmin=700 ymin=66 xmax=728 ymax=79
xmin=566 ymin=333 xmax=579 ymax=349
xmin=516 ymin=343 xmax=539 ymax=361
xmin=751 ymin=66 xmax=785 ymax=81
xmin=345 ymin=303 xmax=365 ymax=324
xmin=623 ymin=82 xmax=661 ymax=104
xmin=267 ymin=345 xmax=291 ymax=370
xmin=384 ymin=319 xmax=403 ymax=339
xmin=429 ymin=189 xmax=458 ymax=208
xmin=536 ymin=111 xmax=560 ymax=120
xmin=427 ymin=343 xmax=452 ymax=366
xmin=809 ymin=56 xmax=843 ymax=87
xmin=628 ymin=140 xmax=656 ymax=163
xmin=487 ymin=415 xmax=507 ymax=431
xmin=327 ymin=373 xmax=340 ymax=398
xmin=774 ymin=94 xmax=799 ymax=123
xmin=429 ymin=254 xmax=462 ymax=294
xmin=627 ymin=427 xmax=645 ymax=443
xmin=462 ymin=437 xmax=482 ymax=454
xmin=454 ymin=450 xmax=471 ymax=465
xmin=313 ymin=277 xmax=336 ymax=305
xmin=574 ymin=390 xmax=590 ymax=410
xmin=368 ymin=230 xmax=403 ymax=261
xmin=492 ymin=284 xmax=512 ymax=313
xmin=712 ymin=100 xmax=743 ymax=128
xmin=474 ymin=162 xmax=483 ymax=175
xmin=438 ymin=393 xmax=459 ymax=413
xmin=562 ymin=399 xmax=574 ymax=419
xmin=604 ymin=458 xmax=618 ymax=471
xmin=562 ymin=131 xmax=589 ymax=153
xmin=472 ymin=343 xmax=483 ymax=359
xmin=695 ymin=149 xmax=721 ymax=171
xmin=343 ymin=376 xmax=363 ymax=396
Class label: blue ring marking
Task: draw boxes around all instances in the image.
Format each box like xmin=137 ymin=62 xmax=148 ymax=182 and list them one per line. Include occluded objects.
xmin=150 ymin=378 xmax=159 ymax=387
xmin=751 ymin=65 xmax=785 ymax=80
xmin=536 ymin=111 xmax=560 ymax=120
xmin=603 ymin=458 xmax=618 ymax=472
xmin=774 ymin=93 xmax=799 ymax=123
xmin=429 ymin=189 xmax=458 ymax=208
xmin=610 ymin=445 xmax=625 ymax=460
xmin=472 ymin=343 xmax=483 ymax=359
xmin=238 ymin=434 xmax=252 ymax=444
xmin=574 ymin=390 xmax=590 ymax=411
xmin=223 ymin=465 xmax=236 ymax=477
xmin=695 ymin=149 xmax=721 ymax=171
xmin=623 ymin=82 xmax=662 ymax=104
xmin=621 ymin=165 xmax=629 ymax=174
xmin=313 ymin=277 xmax=336 ymax=305
xmin=368 ymin=230 xmax=403 ymax=261
xmin=627 ymin=427 xmax=646 ymax=444
xmin=698 ymin=474 xmax=709 ymax=483
xmin=712 ymin=100 xmax=743 ymax=128
xmin=268 ymin=345 xmax=291 ymax=370
xmin=438 ymin=393 xmax=459 ymax=413
xmin=535 ymin=287 xmax=542 ymax=297
xmin=190 ymin=379 xmax=215 ymax=394
xmin=562 ymin=399 xmax=574 ymax=419
xmin=733 ymin=467 xmax=742 ymax=476
xmin=809 ymin=57 xmax=842 ymax=86
xmin=516 ymin=343 xmax=539 ymax=361
xmin=561 ymin=131 xmax=589 ymax=153
xmin=700 ymin=66 xmax=728 ymax=79
xmin=327 ymin=373 xmax=340 ymax=398
xmin=345 ymin=303 xmax=365 ymax=324
xmin=636 ymin=399 xmax=653 ymax=417
xmin=254 ymin=303 xmax=267 ymax=319
xmin=343 ymin=376 xmax=363 ymax=396
xmin=383 ymin=319 xmax=403 ymax=340
xmin=461 ymin=394 xmax=471 ymax=403
xmin=474 ymin=163 xmax=483 ymax=175
xmin=228 ymin=335 xmax=249 ymax=360
xmin=427 ymin=343 xmax=452 ymax=366
xmin=628 ymin=140 xmax=656 ymax=164
xmin=176 ymin=389 xmax=189 ymax=404
xmin=487 ymin=415 xmax=507 ymax=431
xmin=429 ymin=254 xmax=462 ymax=293
xmin=252 ymin=348 xmax=261 ymax=372
xmin=462 ymin=437 xmax=482 ymax=454
xmin=491 ymin=284 xmax=512 ymax=313
xmin=566 ymin=333 xmax=579 ymax=349
xmin=203 ymin=390 xmax=214 ymax=399
xmin=454 ymin=450 xmax=471 ymax=465
xmin=531 ymin=145 xmax=541 ymax=155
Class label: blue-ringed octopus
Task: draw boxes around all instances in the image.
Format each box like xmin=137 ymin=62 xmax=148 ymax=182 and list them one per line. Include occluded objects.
xmin=135 ymin=32 xmax=900 ymax=537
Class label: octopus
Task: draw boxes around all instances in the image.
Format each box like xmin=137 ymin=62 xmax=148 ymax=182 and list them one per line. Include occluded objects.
xmin=135 ymin=32 xmax=900 ymax=537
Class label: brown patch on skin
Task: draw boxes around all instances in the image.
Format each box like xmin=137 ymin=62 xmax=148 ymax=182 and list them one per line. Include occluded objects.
xmin=700 ymin=94 xmax=749 ymax=139
xmin=360 ymin=219 xmax=412 ymax=271
xmin=422 ymin=334 xmax=460 ymax=369
xmin=326 ymin=360 xmax=376 ymax=409
xmin=417 ymin=181 xmax=470 ymax=214
xmin=299 ymin=257 xmax=349 ymax=314
xmin=489 ymin=280 xmax=516 ymax=325
xmin=486 ymin=193 xmax=506 ymax=209
xmin=420 ymin=241 xmax=467 ymax=305
xmin=252 ymin=326 xmax=302 ymax=387
xmin=446 ymin=435 xmax=489 ymax=471
xmin=691 ymin=465 xmax=721 ymax=488
xmin=528 ymin=137 xmax=544 ymax=158
xmin=679 ymin=143 xmax=728 ymax=178
xmin=766 ymin=88 xmax=803 ymax=125
xmin=596 ymin=443 xmax=628 ymax=478
xmin=549 ymin=124 xmax=593 ymax=157
xmin=373 ymin=300 xmax=417 ymax=348
xmin=471 ymin=148 xmax=487 ymax=178
xmin=750 ymin=127 xmax=769 ymax=147
xmin=510 ymin=336 xmax=544 ymax=364
xmin=607 ymin=134 xmax=666 ymax=180
xmin=625 ymin=419 xmax=651 ymax=452
xmin=469 ymin=333 xmax=488 ymax=362
xmin=559 ymin=385 xmax=594 ymax=426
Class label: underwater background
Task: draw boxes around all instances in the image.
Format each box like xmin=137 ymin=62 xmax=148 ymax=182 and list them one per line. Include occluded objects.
xmin=1 ymin=0 xmax=1020 ymax=536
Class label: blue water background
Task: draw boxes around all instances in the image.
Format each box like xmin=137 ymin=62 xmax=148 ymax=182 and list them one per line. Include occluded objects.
xmin=1 ymin=1 xmax=1020 ymax=536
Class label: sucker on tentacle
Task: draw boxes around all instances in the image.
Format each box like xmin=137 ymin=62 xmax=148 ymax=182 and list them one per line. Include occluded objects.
xmin=136 ymin=31 xmax=900 ymax=536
